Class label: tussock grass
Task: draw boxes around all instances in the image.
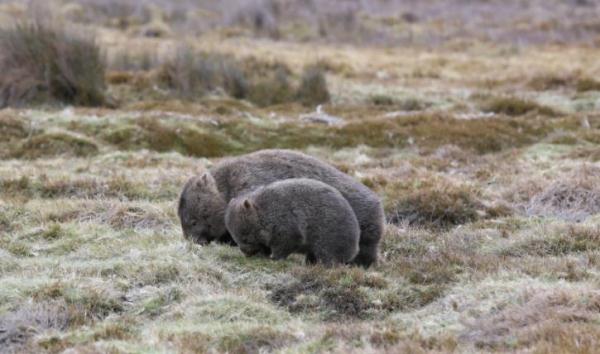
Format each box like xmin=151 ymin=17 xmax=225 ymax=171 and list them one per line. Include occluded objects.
xmin=482 ymin=97 xmax=558 ymax=116
xmin=154 ymin=46 xmax=329 ymax=108
xmin=296 ymin=65 xmax=330 ymax=106
xmin=0 ymin=22 xmax=106 ymax=107
xmin=386 ymin=178 xmax=485 ymax=228
xmin=157 ymin=46 xmax=247 ymax=99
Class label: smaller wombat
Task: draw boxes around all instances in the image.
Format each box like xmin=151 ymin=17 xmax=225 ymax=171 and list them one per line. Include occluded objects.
xmin=224 ymin=178 xmax=360 ymax=265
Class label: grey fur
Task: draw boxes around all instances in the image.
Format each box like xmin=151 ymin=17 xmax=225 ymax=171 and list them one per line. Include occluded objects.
xmin=178 ymin=149 xmax=384 ymax=267
xmin=225 ymin=178 xmax=360 ymax=265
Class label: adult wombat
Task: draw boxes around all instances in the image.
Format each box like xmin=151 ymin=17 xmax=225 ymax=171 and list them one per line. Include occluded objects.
xmin=178 ymin=149 xmax=384 ymax=267
xmin=225 ymin=178 xmax=360 ymax=265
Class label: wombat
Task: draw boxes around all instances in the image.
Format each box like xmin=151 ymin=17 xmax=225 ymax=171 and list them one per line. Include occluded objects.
xmin=178 ymin=149 xmax=384 ymax=267
xmin=225 ymin=178 xmax=360 ymax=265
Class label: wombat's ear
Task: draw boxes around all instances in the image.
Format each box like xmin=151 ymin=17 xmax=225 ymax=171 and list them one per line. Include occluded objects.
xmin=196 ymin=173 xmax=214 ymax=188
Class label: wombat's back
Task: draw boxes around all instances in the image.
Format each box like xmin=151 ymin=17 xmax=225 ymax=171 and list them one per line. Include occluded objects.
xmin=212 ymin=149 xmax=375 ymax=200
xmin=251 ymin=178 xmax=361 ymax=264
xmin=212 ymin=149 xmax=384 ymax=267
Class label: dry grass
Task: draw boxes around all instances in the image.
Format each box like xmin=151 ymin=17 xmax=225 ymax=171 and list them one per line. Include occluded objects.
xmin=460 ymin=287 xmax=600 ymax=351
xmin=385 ymin=178 xmax=485 ymax=228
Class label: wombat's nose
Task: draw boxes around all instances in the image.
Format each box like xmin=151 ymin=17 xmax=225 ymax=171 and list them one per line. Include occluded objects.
xmin=200 ymin=230 xmax=212 ymax=240
xmin=195 ymin=237 xmax=209 ymax=245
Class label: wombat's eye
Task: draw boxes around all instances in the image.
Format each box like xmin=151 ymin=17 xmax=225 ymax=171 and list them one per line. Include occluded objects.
xmin=190 ymin=220 xmax=197 ymax=227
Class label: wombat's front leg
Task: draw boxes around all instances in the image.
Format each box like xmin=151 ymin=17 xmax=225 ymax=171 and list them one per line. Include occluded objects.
xmin=305 ymin=252 xmax=317 ymax=265
xmin=270 ymin=246 xmax=291 ymax=260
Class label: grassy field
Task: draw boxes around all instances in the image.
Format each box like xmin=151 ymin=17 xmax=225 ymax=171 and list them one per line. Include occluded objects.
xmin=2 ymin=1 xmax=600 ymax=353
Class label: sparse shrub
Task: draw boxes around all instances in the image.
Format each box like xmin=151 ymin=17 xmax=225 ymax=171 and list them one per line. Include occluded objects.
xmin=482 ymin=97 xmax=557 ymax=116
xmin=0 ymin=22 xmax=107 ymax=107
xmin=157 ymin=46 xmax=253 ymax=101
xmin=248 ymin=66 xmax=294 ymax=106
xmin=228 ymin=0 xmax=281 ymax=39
xmin=222 ymin=63 xmax=249 ymax=99
xmin=296 ymin=65 xmax=330 ymax=107
xmin=156 ymin=47 xmax=308 ymax=107
xmin=158 ymin=46 xmax=223 ymax=98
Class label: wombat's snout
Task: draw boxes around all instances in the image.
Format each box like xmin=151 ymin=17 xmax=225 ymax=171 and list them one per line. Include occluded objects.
xmin=195 ymin=230 xmax=214 ymax=245
xmin=185 ymin=229 xmax=211 ymax=245
xmin=240 ymin=244 xmax=264 ymax=257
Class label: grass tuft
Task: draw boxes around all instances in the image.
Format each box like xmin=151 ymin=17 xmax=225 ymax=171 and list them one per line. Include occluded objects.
xmin=386 ymin=178 xmax=485 ymax=228
xmin=0 ymin=22 xmax=106 ymax=107
xmin=482 ymin=97 xmax=557 ymax=116
xmin=576 ymin=78 xmax=600 ymax=92
xmin=296 ymin=65 xmax=330 ymax=107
